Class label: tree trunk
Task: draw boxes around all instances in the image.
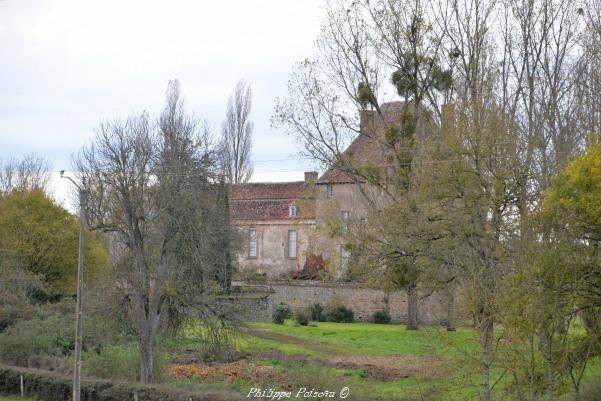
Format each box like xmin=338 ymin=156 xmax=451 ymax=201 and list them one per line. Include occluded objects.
xmin=139 ymin=333 xmax=154 ymax=384
xmin=442 ymin=285 xmax=456 ymax=331
xmin=137 ymin=292 xmax=161 ymax=384
xmin=544 ymin=326 xmax=554 ymax=401
xmin=406 ymin=282 xmax=419 ymax=330
xmin=482 ymin=315 xmax=493 ymax=401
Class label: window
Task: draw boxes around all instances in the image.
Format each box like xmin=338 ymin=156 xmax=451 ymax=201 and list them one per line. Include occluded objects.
xmin=341 ymin=210 xmax=349 ymax=234
xmin=288 ymin=230 xmax=297 ymax=258
xmin=249 ymin=229 xmax=257 ymax=257
xmin=289 ymin=205 xmax=297 ymax=218
xmin=341 ymin=247 xmax=350 ymax=272
xmin=327 ymin=184 xmax=333 ymax=198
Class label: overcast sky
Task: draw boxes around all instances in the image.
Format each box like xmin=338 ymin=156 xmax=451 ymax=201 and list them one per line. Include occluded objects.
xmin=0 ymin=0 xmax=323 ymax=207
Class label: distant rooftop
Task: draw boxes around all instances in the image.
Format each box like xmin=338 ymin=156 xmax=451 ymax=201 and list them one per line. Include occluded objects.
xmin=230 ymin=175 xmax=316 ymax=221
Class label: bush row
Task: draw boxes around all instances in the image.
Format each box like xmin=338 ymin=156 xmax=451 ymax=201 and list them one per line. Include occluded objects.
xmin=0 ymin=364 xmax=243 ymax=401
xmin=272 ymin=302 xmax=356 ymax=325
xmin=272 ymin=303 xmax=394 ymax=325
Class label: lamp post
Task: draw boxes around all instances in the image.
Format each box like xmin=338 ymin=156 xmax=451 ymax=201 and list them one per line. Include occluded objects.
xmin=60 ymin=170 xmax=85 ymax=401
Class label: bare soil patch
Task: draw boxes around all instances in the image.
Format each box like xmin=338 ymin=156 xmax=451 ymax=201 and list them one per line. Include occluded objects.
xmin=167 ymin=360 xmax=294 ymax=388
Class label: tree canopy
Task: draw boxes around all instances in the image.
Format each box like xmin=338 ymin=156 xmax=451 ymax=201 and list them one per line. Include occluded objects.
xmin=0 ymin=189 xmax=109 ymax=296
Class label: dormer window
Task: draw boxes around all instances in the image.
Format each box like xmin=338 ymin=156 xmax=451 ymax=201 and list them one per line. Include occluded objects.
xmin=289 ymin=205 xmax=297 ymax=217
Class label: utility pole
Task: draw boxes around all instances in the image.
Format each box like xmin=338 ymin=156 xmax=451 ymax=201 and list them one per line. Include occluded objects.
xmin=60 ymin=170 xmax=85 ymax=401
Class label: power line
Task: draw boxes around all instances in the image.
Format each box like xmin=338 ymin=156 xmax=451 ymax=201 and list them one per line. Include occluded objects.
xmin=51 ymin=150 xmax=578 ymax=178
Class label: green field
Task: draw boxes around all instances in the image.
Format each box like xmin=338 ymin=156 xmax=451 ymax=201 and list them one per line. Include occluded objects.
xmin=163 ymin=321 xmax=487 ymax=400
xmin=2 ymin=321 xmax=599 ymax=401
xmin=245 ymin=321 xmax=478 ymax=356
xmin=195 ymin=321 xmax=598 ymax=401
xmin=235 ymin=321 xmax=480 ymax=401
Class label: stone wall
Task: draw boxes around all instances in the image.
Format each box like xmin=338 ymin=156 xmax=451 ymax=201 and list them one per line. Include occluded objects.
xmin=233 ymin=280 xmax=450 ymax=325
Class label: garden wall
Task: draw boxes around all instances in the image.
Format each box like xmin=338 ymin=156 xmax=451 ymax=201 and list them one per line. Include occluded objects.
xmin=232 ymin=280 xmax=451 ymax=325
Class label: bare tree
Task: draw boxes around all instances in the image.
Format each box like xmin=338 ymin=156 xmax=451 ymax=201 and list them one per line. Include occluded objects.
xmin=275 ymin=0 xmax=599 ymax=399
xmin=0 ymin=153 xmax=49 ymax=194
xmin=220 ymin=80 xmax=253 ymax=183
xmin=74 ymin=80 xmax=234 ymax=383
xmin=275 ymin=0 xmax=454 ymax=330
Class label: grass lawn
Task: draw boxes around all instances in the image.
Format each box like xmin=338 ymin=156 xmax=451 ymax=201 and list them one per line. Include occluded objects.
xmin=245 ymin=321 xmax=479 ymax=356
xmin=164 ymin=320 xmax=601 ymax=401
xmin=237 ymin=321 xmax=480 ymax=401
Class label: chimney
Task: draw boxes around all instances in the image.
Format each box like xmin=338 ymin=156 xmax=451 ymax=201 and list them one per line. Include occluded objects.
xmin=304 ymin=171 xmax=319 ymax=182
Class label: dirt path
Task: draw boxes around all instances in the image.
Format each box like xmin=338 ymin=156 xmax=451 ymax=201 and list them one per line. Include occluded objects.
xmin=248 ymin=328 xmax=342 ymax=355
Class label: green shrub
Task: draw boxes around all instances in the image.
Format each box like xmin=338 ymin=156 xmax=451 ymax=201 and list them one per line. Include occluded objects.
xmin=181 ymin=319 xmax=238 ymax=363
xmin=83 ymin=343 xmax=138 ymax=381
xmin=328 ymin=306 xmax=354 ymax=323
xmin=0 ymin=305 xmax=122 ymax=371
xmin=373 ymin=310 xmax=391 ymax=324
xmin=0 ymin=263 xmax=58 ymax=332
xmin=83 ymin=342 xmax=165 ymax=382
xmin=25 ymin=354 xmax=71 ymax=373
xmin=272 ymin=303 xmax=293 ymax=324
xmin=294 ymin=310 xmax=310 ymax=326
xmin=0 ymin=315 xmax=74 ymax=367
xmin=309 ymin=303 xmax=326 ymax=322
xmin=580 ymin=377 xmax=601 ymax=401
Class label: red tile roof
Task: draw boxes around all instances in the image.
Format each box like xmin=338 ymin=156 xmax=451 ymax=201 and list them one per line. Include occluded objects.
xmin=230 ymin=181 xmax=316 ymax=221
xmin=318 ymin=102 xmax=407 ymax=184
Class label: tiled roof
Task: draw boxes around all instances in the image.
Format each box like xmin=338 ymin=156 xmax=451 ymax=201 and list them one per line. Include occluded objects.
xmin=318 ymin=102 xmax=407 ymax=184
xmin=231 ymin=182 xmax=311 ymax=200
xmin=230 ymin=182 xmax=316 ymax=221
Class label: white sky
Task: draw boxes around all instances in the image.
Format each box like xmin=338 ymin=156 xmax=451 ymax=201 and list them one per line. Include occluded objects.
xmin=0 ymin=0 xmax=324 ymax=208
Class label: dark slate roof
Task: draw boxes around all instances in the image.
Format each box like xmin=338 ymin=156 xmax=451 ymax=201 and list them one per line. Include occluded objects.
xmin=230 ymin=182 xmax=316 ymax=221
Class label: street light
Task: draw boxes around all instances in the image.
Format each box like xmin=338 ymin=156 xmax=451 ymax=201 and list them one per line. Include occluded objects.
xmin=60 ymin=170 xmax=86 ymax=401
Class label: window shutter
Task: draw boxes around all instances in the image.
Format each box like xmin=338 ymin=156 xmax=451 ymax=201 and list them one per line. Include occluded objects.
xmin=249 ymin=229 xmax=257 ymax=257
xmin=288 ymin=230 xmax=297 ymax=258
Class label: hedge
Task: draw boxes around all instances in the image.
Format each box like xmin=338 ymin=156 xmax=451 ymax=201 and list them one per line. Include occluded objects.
xmin=0 ymin=365 xmax=243 ymax=401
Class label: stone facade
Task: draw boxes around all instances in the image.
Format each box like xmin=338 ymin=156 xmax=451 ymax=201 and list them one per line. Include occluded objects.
xmin=234 ymin=220 xmax=315 ymax=277
xmin=230 ymin=102 xmax=416 ymax=279
xmin=230 ymin=174 xmax=317 ymax=278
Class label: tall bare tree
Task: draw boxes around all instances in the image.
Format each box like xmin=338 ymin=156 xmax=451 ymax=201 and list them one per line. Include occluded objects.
xmin=74 ymin=80 xmax=234 ymax=383
xmin=0 ymin=153 xmax=49 ymax=194
xmin=220 ymin=80 xmax=253 ymax=184
xmin=275 ymin=0 xmax=454 ymax=330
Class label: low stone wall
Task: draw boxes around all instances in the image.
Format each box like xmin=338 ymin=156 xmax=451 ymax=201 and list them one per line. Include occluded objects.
xmin=232 ymin=280 xmax=450 ymax=325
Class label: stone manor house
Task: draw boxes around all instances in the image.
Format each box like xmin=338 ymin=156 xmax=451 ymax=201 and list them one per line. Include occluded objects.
xmin=230 ymin=102 xmax=406 ymax=279
xmin=229 ymin=102 xmax=453 ymax=324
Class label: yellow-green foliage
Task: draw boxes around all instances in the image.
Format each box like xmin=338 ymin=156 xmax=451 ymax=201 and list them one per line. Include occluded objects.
xmin=384 ymin=126 xmax=400 ymax=145
xmin=0 ymin=190 xmax=109 ymax=295
xmin=357 ymin=82 xmax=375 ymax=108
xmin=544 ymin=142 xmax=601 ymax=236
